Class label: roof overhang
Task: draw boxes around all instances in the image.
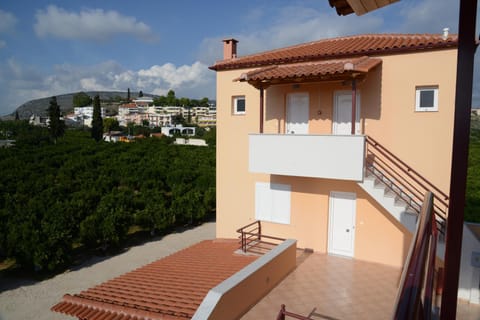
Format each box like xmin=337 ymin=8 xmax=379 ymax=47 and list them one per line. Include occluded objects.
xmin=235 ymin=56 xmax=382 ymax=89
xmin=329 ymin=0 xmax=400 ymax=16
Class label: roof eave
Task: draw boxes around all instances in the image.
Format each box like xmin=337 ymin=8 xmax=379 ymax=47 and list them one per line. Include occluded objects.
xmin=210 ymin=41 xmax=458 ymax=72
xmin=243 ymin=69 xmax=374 ymax=89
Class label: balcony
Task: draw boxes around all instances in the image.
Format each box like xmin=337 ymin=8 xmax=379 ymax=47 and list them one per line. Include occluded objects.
xmin=249 ymin=134 xmax=366 ymax=181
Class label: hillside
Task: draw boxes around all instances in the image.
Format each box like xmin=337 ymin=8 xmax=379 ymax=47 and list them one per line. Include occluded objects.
xmin=6 ymin=91 xmax=158 ymax=120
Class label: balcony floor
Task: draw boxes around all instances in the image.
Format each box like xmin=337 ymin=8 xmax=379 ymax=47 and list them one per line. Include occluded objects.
xmin=242 ymin=251 xmax=403 ymax=320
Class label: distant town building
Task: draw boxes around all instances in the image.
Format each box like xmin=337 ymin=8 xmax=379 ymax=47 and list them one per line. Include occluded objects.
xmin=103 ymin=131 xmax=124 ymax=143
xmin=117 ymin=103 xmax=216 ymax=128
xmin=0 ymin=140 xmax=15 ymax=148
xmin=66 ymin=106 xmax=106 ymax=127
xmin=161 ymin=125 xmax=196 ymax=137
xmin=174 ymin=138 xmax=208 ymax=146
xmin=29 ymin=114 xmax=50 ymax=127
xmin=133 ymin=97 xmax=154 ymax=107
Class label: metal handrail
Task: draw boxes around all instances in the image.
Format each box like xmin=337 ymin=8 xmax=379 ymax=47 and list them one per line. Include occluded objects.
xmin=367 ymin=155 xmax=448 ymax=215
xmin=365 ymin=136 xmax=448 ymax=231
xmin=393 ymin=192 xmax=438 ymax=320
xmin=237 ymin=221 xmax=261 ymax=252
xmin=235 ymin=220 xmax=261 ymax=233
xmin=366 ymin=136 xmax=449 ymax=200
xmin=237 ymin=221 xmax=285 ymax=253
xmin=276 ymin=304 xmax=312 ymax=320
xmin=366 ymin=162 xmax=422 ymax=211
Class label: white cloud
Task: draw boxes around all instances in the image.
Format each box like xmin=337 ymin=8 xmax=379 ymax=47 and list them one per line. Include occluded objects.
xmin=0 ymin=10 xmax=17 ymax=49
xmin=398 ymin=0 xmax=460 ymax=33
xmin=80 ymin=77 xmax=110 ymax=92
xmin=138 ymin=62 xmax=210 ymax=88
xmin=34 ymin=5 xmax=157 ymax=42
xmin=198 ymin=4 xmax=383 ymax=64
xmin=0 ymin=10 xmax=17 ymax=33
xmin=0 ymin=59 xmax=214 ymax=115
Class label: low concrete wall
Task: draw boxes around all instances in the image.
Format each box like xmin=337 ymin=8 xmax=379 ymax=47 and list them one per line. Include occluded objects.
xmin=192 ymin=239 xmax=297 ymax=320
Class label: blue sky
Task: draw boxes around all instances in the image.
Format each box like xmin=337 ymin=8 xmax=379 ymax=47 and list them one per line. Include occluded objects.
xmin=0 ymin=0 xmax=478 ymax=115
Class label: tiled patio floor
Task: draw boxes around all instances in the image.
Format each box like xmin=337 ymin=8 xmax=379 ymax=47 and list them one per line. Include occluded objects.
xmin=242 ymin=251 xmax=402 ymax=320
xmin=457 ymin=301 xmax=480 ymax=320
xmin=242 ymin=251 xmax=480 ymax=319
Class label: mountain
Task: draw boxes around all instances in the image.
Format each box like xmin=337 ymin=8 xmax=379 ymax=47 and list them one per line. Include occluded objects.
xmin=6 ymin=91 xmax=157 ymax=120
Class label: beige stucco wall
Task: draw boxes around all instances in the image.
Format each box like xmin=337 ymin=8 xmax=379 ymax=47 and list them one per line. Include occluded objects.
xmin=216 ymin=69 xmax=261 ymax=238
xmin=364 ymin=49 xmax=456 ymax=193
xmin=263 ymin=49 xmax=456 ymax=194
xmin=215 ymin=48 xmax=456 ymax=267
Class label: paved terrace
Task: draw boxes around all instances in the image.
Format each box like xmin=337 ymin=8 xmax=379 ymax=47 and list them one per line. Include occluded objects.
xmin=242 ymin=252 xmax=401 ymax=320
xmin=242 ymin=251 xmax=480 ymax=320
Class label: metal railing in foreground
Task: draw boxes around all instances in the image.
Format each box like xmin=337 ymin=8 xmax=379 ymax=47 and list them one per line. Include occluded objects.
xmin=276 ymin=304 xmax=312 ymax=320
xmin=236 ymin=220 xmax=286 ymax=254
xmin=393 ymin=192 xmax=439 ymax=320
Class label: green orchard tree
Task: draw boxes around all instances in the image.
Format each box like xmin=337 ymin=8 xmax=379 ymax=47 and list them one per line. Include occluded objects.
xmin=73 ymin=92 xmax=92 ymax=108
xmin=91 ymin=95 xmax=103 ymax=141
xmin=47 ymin=96 xmax=65 ymax=143
xmin=103 ymin=118 xmax=120 ymax=133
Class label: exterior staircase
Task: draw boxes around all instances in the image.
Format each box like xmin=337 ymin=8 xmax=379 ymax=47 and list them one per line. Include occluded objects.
xmin=358 ymin=167 xmax=419 ymax=233
xmin=358 ymin=136 xmax=449 ymax=259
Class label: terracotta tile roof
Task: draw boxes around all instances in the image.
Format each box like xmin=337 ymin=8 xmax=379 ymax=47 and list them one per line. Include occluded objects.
xmin=51 ymin=239 xmax=256 ymax=320
xmin=236 ymin=56 xmax=381 ymax=85
xmin=210 ymin=34 xmax=458 ymax=71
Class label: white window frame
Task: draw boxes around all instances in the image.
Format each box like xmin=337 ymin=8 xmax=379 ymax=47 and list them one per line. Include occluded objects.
xmin=255 ymin=182 xmax=291 ymax=225
xmin=415 ymin=86 xmax=439 ymax=112
xmin=233 ymin=96 xmax=246 ymax=115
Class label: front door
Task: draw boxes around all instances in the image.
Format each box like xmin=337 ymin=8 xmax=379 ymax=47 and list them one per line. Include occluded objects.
xmin=328 ymin=191 xmax=356 ymax=257
xmin=333 ymin=91 xmax=360 ymax=135
xmin=286 ymin=92 xmax=309 ymax=134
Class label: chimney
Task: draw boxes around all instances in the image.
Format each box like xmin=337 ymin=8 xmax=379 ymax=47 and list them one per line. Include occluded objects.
xmin=223 ymin=38 xmax=238 ymax=60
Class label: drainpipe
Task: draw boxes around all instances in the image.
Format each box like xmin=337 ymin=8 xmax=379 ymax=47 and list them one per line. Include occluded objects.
xmin=441 ymin=0 xmax=478 ymax=318
xmin=351 ymin=78 xmax=357 ymax=135
xmin=260 ymin=87 xmax=264 ymax=134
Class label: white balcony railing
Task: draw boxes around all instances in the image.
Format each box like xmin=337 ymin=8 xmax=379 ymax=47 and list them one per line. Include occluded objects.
xmin=249 ymin=134 xmax=365 ymax=181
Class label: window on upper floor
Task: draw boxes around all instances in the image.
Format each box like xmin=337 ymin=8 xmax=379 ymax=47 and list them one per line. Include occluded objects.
xmin=415 ymin=86 xmax=439 ymax=112
xmin=233 ymin=96 xmax=246 ymax=115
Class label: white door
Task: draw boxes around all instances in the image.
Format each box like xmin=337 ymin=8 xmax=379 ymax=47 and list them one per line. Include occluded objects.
xmin=328 ymin=191 xmax=356 ymax=257
xmin=286 ymin=92 xmax=309 ymax=134
xmin=333 ymin=91 xmax=360 ymax=135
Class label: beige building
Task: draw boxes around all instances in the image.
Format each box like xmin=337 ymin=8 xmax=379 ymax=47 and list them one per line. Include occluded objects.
xmin=210 ymin=34 xmax=457 ymax=268
xmin=51 ymin=32 xmax=480 ymax=320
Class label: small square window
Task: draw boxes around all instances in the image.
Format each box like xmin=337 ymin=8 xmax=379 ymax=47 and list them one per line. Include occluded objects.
xmin=233 ymin=96 xmax=246 ymax=115
xmin=415 ymin=86 xmax=438 ymax=112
